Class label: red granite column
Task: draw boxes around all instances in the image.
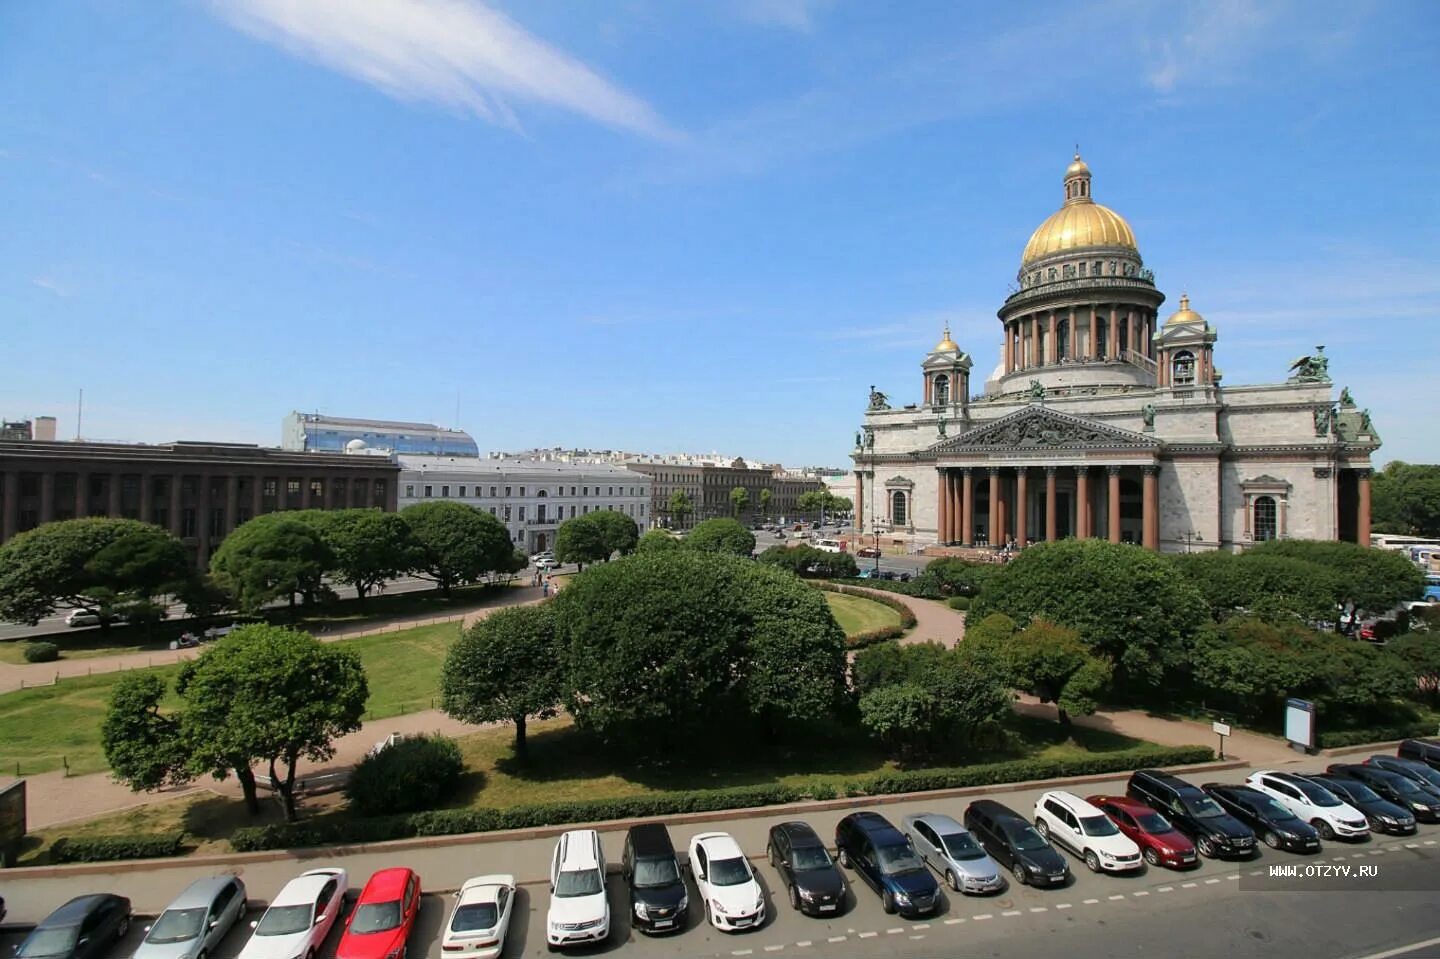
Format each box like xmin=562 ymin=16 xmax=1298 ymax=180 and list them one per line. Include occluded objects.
xmin=1048 ymin=313 xmax=1058 ymax=365
xmin=1076 ymin=467 xmax=1091 ymax=539
xmin=937 ymin=469 xmax=949 ymax=544
xmin=961 ymin=469 xmax=974 ymax=545
xmin=1107 ymin=466 xmax=1122 ymax=544
xmin=1045 ymin=467 xmax=1058 ymax=542
xmin=1142 ymin=465 xmax=1160 ymax=550
xmin=1357 ymin=469 xmax=1372 ymax=546
xmin=988 ymin=468 xmax=1001 ymax=547
xmin=1015 ymin=468 xmax=1029 ymax=546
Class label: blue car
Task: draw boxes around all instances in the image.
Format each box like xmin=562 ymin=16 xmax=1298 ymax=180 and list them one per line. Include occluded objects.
xmin=835 ymin=812 xmax=941 ymax=917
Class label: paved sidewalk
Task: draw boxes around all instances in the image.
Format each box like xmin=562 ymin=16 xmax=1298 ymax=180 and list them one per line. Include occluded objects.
xmin=840 ymin=586 xmax=967 ymax=648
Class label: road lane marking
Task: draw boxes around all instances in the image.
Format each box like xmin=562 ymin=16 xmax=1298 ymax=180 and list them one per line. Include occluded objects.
xmin=1181 ymin=882 xmax=1197 ymax=888
xmin=765 ymin=947 xmax=785 ymax=953
xmin=1056 ymin=903 xmax=1072 ymax=910
xmin=944 ymin=918 xmax=965 ymax=925
xmin=858 ymin=931 xmax=877 ymax=938
xmin=1132 ymin=891 xmax=1150 ymax=896
xmin=1350 ymin=933 xmax=1440 ymax=959
xmin=1082 ymin=898 xmax=1099 ymax=904
xmin=1029 ymin=906 xmax=1047 ymax=913
xmin=887 ymin=928 xmax=904 ymax=935
xmin=1204 ymin=878 xmax=1221 ymax=884
xmin=909 ymin=935 xmax=926 ymax=940
xmin=1002 ymin=909 xmax=1022 ymax=916
xmin=1158 ymin=886 xmax=1175 ymax=892
xmin=911 ymin=924 xmax=930 ymax=931
xmin=973 ymin=914 xmax=994 ymax=921
xmin=826 ymin=936 xmax=846 ymax=943
xmin=796 ymin=942 xmax=812 ymax=948
xmin=1405 ymin=843 xmax=1420 ymax=849
xmin=732 ymin=951 xmax=752 ymax=956
xmin=1369 ymin=849 xmax=1385 ymax=855
xmin=1107 ymin=894 xmax=1125 ymax=901
xmin=1425 ymin=840 xmax=1436 ymax=846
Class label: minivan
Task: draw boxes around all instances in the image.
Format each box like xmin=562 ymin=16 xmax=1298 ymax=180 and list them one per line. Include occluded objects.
xmin=834 ymin=812 xmax=940 ymax=916
xmin=1126 ymin=769 xmax=1256 ymax=859
xmin=621 ymin=823 xmax=686 ymax=934
xmin=814 ymin=539 xmax=844 ymax=554
xmin=963 ymin=799 xmax=1069 ymax=887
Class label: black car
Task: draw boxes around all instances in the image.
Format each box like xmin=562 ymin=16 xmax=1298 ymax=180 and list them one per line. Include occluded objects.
xmin=1398 ymin=739 xmax=1440 ymax=771
xmin=16 ymin=895 xmax=132 ymax=959
xmin=621 ymin=823 xmax=687 ymax=934
xmin=1126 ymin=769 xmax=1256 ymax=859
xmin=1202 ymin=784 xmax=1322 ymax=853
xmin=1301 ymin=774 xmax=1416 ymax=835
xmin=835 ymin=812 xmax=941 ymax=916
xmin=1368 ymin=755 xmax=1440 ymax=794
xmin=767 ymin=821 xmax=845 ymax=916
xmin=963 ymin=799 xmax=1070 ymax=888
xmin=1327 ymin=764 xmax=1440 ymax=822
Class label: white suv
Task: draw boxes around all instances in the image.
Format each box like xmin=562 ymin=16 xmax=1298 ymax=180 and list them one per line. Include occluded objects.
xmin=1033 ymin=791 xmax=1143 ymax=873
xmin=1245 ymin=771 xmax=1370 ymax=841
xmin=689 ymin=832 xmax=765 ymax=932
xmin=546 ymin=830 xmax=610 ymax=950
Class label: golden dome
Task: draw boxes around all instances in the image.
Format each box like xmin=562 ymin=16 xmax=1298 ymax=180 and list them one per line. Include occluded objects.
xmin=1020 ymin=152 xmax=1139 ymax=267
xmin=934 ymin=325 xmax=959 ymax=352
xmin=1164 ymin=293 xmax=1205 ymax=326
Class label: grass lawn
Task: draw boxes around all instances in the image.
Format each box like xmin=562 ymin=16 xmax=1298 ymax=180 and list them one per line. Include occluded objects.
xmin=823 ymin=592 xmax=902 ymax=636
xmin=0 ymin=621 xmax=462 ymax=778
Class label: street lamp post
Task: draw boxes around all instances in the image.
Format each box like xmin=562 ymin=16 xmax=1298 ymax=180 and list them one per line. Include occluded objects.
xmin=872 ymin=525 xmax=881 ymax=575
xmin=1183 ymin=529 xmax=1201 ymax=553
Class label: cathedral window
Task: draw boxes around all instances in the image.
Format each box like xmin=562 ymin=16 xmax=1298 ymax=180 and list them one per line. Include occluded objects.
xmin=1078 ymin=262 xmax=1087 ymax=276
xmin=1172 ymin=350 xmax=1196 ymax=386
xmin=1048 ymin=268 xmax=1057 ymax=281
xmin=933 ymin=375 xmax=950 ymax=406
xmin=1057 ymin=320 xmax=1070 ymax=359
xmin=1253 ymin=496 xmax=1278 ymax=542
xmin=890 ymin=491 xmax=908 ymax=527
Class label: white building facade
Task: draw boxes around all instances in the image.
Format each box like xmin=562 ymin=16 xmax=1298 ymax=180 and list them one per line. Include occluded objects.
xmin=396 ymin=456 xmax=651 ymax=554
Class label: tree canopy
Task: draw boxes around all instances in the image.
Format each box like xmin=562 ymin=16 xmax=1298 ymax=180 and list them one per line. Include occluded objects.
xmin=591 ymin=509 xmax=640 ymax=557
xmin=302 ymin=509 xmax=423 ymax=601
xmin=758 ymin=544 xmax=858 ymax=579
xmin=1170 ymin=550 xmax=1339 ymax=625
xmin=666 ymin=490 xmax=693 ymax=526
xmin=554 ymin=513 xmax=612 ymax=568
xmin=1246 ymin=539 xmax=1425 ymax=621
xmin=402 ymin=501 xmax=513 ymax=596
xmin=684 ymin=517 xmax=756 ymax=557
xmin=209 ymin=513 xmax=333 ymax=612
xmin=441 ymin=604 xmax=563 ymax=760
xmin=852 ymin=641 xmax=1011 ymax=761
xmin=729 ymin=486 xmax=750 ymax=516
xmin=635 ymin=529 xmax=681 ymax=553
xmin=1372 ymin=462 xmax=1440 ymax=537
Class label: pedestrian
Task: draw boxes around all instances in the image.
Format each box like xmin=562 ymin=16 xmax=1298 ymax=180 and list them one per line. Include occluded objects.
xmin=542 ymin=580 xmax=550 ymax=598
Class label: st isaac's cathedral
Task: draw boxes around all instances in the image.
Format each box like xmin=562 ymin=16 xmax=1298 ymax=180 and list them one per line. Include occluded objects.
xmin=853 ymin=153 xmax=1379 ymax=553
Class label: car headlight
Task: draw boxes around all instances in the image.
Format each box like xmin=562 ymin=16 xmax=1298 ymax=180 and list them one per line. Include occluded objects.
xmin=1379 ymin=815 xmax=1397 ymax=825
xmin=798 ymin=887 xmax=817 ymax=900
xmin=634 ymin=901 xmax=649 ymax=919
xmin=1412 ymin=802 xmax=1428 ymax=810
xmin=893 ymin=891 xmax=911 ymax=904
xmin=711 ymin=899 xmax=727 ymax=916
xmin=386 ymin=949 xmax=403 ymax=959
xmin=1100 ymin=851 xmax=1116 ymax=861
xmin=755 ymin=892 xmax=765 ymax=910
xmin=678 ymin=893 xmax=688 ymax=912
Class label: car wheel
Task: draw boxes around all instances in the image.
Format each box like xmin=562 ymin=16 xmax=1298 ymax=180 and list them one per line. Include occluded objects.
xmin=117 ymin=917 xmax=130 ymax=939
xmin=1314 ymin=819 xmax=1336 ymax=841
xmin=789 ymin=884 xmax=800 ymax=911
xmin=1263 ymin=830 xmax=1280 ymax=849
xmin=1084 ymin=850 xmax=1101 ymax=873
xmin=1035 ymin=819 xmax=1050 ymax=839
xmin=946 ymin=869 xmax=959 ymax=893
xmin=1010 ymin=861 xmax=1028 ymax=886
xmin=705 ymin=902 xmax=714 ymax=928
xmin=838 ymin=848 xmax=851 ymax=869
xmin=881 ymin=890 xmax=896 ymax=915
xmin=1143 ymin=848 xmax=1159 ymax=866
xmin=768 ymin=844 xmax=777 ymax=867
xmin=1197 ymin=837 xmax=1216 ymax=859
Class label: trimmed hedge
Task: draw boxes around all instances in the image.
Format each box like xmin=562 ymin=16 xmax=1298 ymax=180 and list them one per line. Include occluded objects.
xmin=813 ymin=582 xmax=917 ymax=629
xmin=23 ymin=641 xmax=59 ymax=663
xmin=230 ymin=744 xmax=1215 ymax=852
xmin=837 ymin=576 xmax=945 ymax=600
xmin=345 ymin=734 xmax=464 ymax=816
xmin=1318 ymin=721 xmax=1439 ymax=749
xmin=846 ymin=626 xmax=907 ymax=650
xmin=49 ymin=832 xmax=185 ymax=863
xmin=947 ymin=596 xmax=971 ymax=611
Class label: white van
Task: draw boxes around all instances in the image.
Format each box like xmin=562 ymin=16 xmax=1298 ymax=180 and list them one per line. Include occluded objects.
xmin=815 ymin=538 xmax=844 ymax=554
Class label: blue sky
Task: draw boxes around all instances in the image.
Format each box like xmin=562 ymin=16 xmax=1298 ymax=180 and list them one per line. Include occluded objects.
xmin=3 ymin=0 xmax=1437 ymax=468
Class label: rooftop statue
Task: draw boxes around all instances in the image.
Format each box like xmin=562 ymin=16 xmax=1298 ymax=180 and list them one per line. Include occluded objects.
xmin=1288 ymin=345 xmax=1331 ymax=383
xmin=1028 ymin=379 xmax=1045 ymax=404
xmin=1141 ymin=403 xmax=1156 ymax=429
xmin=868 ymin=385 xmax=891 ymax=411
xmin=1339 ymin=386 xmax=1355 ymax=408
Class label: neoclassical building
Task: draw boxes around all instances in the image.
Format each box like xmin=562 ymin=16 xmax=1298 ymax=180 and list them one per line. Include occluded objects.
xmin=853 ymin=154 xmax=1379 ymax=553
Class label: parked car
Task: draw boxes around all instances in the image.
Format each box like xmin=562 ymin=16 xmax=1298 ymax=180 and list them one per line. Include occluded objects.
xmin=1032 ymin=791 xmax=1142 ymax=874
xmin=64 ymin=609 xmax=122 ymax=628
xmin=622 ymin=823 xmax=687 ymax=934
xmin=1244 ymin=770 xmax=1369 ymax=841
xmin=856 ymin=546 xmax=881 ymax=558
xmin=440 ymin=875 xmax=516 ymax=959
xmin=240 ymin=869 xmax=347 ymax=959
xmin=535 ymin=557 xmax=559 ymax=571
xmin=336 ymin=868 xmax=420 ymax=959
xmin=835 ymin=812 xmax=941 ymax=915
xmin=136 ymin=876 xmax=247 ymax=959
xmin=16 ymin=895 xmax=132 ymax=959
xmin=1367 ymin=754 xmax=1440 ymax=794
xmin=963 ymin=799 xmax=1070 ymax=887
xmin=1202 ymin=784 xmax=1322 ymax=852
xmin=1326 ymin=764 xmax=1440 ymax=822
xmin=546 ymin=830 xmax=610 ymax=950
xmin=1397 ymin=739 xmax=1440 ymax=771
xmin=767 ymin=821 xmax=845 ymax=916
xmin=1086 ymin=795 xmax=1198 ymax=869
xmin=1125 ymin=769 xmax=1256 ymax=859
xmin=900 ymin=812 xmax=1004 ymax=894
xmin=1299 ymin=774 xmax=1416 ymax=835
xmin=689 ymin=832 xmax=766 ymax=932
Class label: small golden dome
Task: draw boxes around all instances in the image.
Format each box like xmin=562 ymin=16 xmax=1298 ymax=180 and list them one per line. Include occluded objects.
xmin=934 ymin=325 xmax=959 ymax=352
xmin=1065 ymin=153 xmax=1090 ymax=178
xmin=1165 ymin=293 xmax=1206 ymax=326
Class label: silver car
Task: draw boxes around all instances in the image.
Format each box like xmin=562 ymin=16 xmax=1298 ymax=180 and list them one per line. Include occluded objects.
xmin=135 ymin=876 xmax=248 ymax=959
xmin=901 ymin=813 xmax=1005 ymax=895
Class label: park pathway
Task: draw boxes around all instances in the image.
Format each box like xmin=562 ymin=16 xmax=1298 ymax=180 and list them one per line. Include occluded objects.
xmin=839 ymin=585 xmax=969 ymax=648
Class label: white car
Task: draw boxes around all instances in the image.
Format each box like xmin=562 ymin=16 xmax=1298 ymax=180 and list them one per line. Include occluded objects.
xmin=1033 ymin=791 xmax=1143 ymax=873
xmin=546 ymin=830 xmax=609 ymax=950
xmin=240 ymin=868 xmax=348 ymax=959
xmin=1245 ymin=771 xmax=1370 ymax=841
xmin=689 ymin=832 xmax=765 ymax=933
xmin=534 ymin=556 xmax=559 ymax=571
xmin=441 ymin=875 xmax=516 ymax=959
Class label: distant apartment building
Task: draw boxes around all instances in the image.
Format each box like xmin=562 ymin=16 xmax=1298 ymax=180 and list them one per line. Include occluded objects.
xmin=283 ymin=411 xmax=478 ymax=457
xmin=0 ymin=417 xmax=57 ymax=442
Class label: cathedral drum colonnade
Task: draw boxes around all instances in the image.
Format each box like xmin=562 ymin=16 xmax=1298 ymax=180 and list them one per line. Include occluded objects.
xmin=853 ymin=154 xmax=1379 ymax=553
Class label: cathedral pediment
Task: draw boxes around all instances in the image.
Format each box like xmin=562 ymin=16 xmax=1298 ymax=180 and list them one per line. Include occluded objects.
xmin=933 ymin=406 xmax=1160 ymax=452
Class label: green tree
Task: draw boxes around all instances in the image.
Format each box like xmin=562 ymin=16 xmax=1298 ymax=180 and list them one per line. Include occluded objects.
xmin=635 ymin=529 xmax=681 ymax=553
xmin=1170 ymin=550 xmax=1339 ymax=625
xmin=1002 ymin=621 xmax=1113 ymax=727
xmin=758 ymin=488 xmax=773 ymax=518
xmin=591 ymin=509 xmax=640 ymax=557
xmin=554 ymin=514 xmax=610 ymax=569
xmin=209 ymin=514 xmax=333 ymax=613
xmin=925 ymin=557 xmax=998 ymax=597
xmin=102 ymin=672 xmax=191 ymax=792
xmin=797 ymin=489 xmax=838 ymax=521
xmin=1372 ymin=462 xmax=1440 ymax=536
xmin=403 ymin=501 xmax=513 ymax=597
xmin=969 ymin=539 xmax=1207 ymax=688
xmin=306 ymin=509 xmax=423 ymax=602
xmin=666 ymin=490 xmax=693 ymax=529
xmin=757 ymin=544 xmax=858 ymax=578
xmin=853 ymin=641 xmax=1011 ymax=761
xmin=730 ymin=486 xmax=750 ymax=517
xmin=0 ymin=518 xmax=191 ymax=627
xmin=1386 ymin=634 xmax=1440 ymax=706
xmin=831 ymin=496 xmax=853 ymax=515
xmin=858 ymin=684 xmax=937 ymax=763
xmin=684 ymin=518 xmax=756 ymax=557
xmin=441 ymin=605 xmax=563 ymax=761
xmin=176 ymin=624 xmax=367 ymax=821
xmin=1247 ymin=539 xmax=1426 ymax=628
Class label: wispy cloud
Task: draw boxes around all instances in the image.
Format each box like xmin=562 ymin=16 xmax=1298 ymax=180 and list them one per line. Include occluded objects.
xmin=31 ymin=275 xmax=71 ymax=297
xmin=731 ymin=0 xmax=828 ymax=32
xmin=210 ymin=0 xmax=679 ymax=140
xmin=1142 ymin=0 xmax=1274 ymax=93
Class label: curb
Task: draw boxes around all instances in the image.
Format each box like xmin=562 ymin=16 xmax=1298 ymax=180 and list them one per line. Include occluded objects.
xmin=13 ymin=758 xmax=1241 ymax=881
xmin=1318 ymin=738 xmax=1415 ymax=758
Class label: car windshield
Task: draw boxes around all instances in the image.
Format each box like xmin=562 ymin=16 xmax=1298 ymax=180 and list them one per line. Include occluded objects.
xmin=254 ymin=905 xmax=313 ymax=937
xmin=708 ymin=857 xmax=752 ymax=886
xmin=1328 ymin=780 xmax=1378 ymax=802
xmin=18 ymin=928 xmax=80 ymax=958
xmin=1079 ymin=814 xmax=1119 ymax=837
xmin=1388 ymin=776 xmax=1427 ymax=798
xmin=876 ymin=843 xmax=925 ymax=875
xmin=1255 ymin=796 xmax=1300 ymax=821
xmin=1292 ymin=781 xmax=1340 ymax=806
xmin=940 ymin=832 xmax=986 ymax=860
xmin=555 ymin=869 xmax=603 ymax=897
xmin=1184 ymin=796 xmax=1227 ymax=819
xmin=1403 ymin=765 xmax=1440 ymax=789
xmin=349 ymin=900 xmax=402 ymax=934
xmin=145 ymin=908 xmax=207 ymax=944
xmin=449 ymin=903 xmax=498 ymax=933
xmin=1006 ymin=825 xmax=1050 ymax=852
xmin=633 ymin=857 xmax=680 ymax=887
xmin=1134 ymin=811 xmax=1172 ymax=833
xmin=791 ymin=846 xmax=834 ymax=871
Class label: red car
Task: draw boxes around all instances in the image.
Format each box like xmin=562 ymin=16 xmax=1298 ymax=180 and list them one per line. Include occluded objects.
xmin=337 ymin=867 xmax=422 ymax=959
xmin=856 ymin=546 xmax=882 ymax=558
xmin=1086 ymin=795 xmax=1198 ymax=869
